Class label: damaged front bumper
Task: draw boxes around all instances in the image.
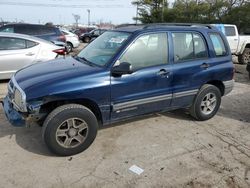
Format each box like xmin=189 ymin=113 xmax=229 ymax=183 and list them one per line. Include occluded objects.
xmin=2 ymin=97 xmax=26 ymax=127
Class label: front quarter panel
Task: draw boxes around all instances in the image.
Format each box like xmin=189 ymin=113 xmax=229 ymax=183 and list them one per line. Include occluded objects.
xmin=26 ymin=71 xmax=111 ymax=123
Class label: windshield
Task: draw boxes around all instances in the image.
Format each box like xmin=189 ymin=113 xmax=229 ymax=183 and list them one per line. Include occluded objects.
xmin=77 ymin=31 xmax=131 ymax=66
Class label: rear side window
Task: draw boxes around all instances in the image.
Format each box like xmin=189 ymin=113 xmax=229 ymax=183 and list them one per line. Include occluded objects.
xmin=26 ymin=40 xmax=38 ymax=48
xmin=15 ymin=25 xmax=57 ymax=35
xmin=0 ymin=37 xmax=26 ymax=50
xmin=224 ymin=26 xmax=236 ymax=36
xmin=35 ymin=26 xmax=56 ymax=35
xmin=209 ymin=33 xmax=227 ymax=56
xmin=172 ymin=32 xmax=207 ymax=62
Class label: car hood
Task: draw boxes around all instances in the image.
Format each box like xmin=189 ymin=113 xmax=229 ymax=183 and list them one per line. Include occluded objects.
xmin=14 ymin=57 xmax=104 ymax=101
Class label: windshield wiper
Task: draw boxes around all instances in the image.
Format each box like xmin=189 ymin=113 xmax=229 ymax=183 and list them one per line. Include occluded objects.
xmin=75 ymin=56 xmax=96 ymax=67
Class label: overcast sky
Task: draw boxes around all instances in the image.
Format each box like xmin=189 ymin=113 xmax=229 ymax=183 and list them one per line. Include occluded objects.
xmin=0 ymin=0 xmax=139 ymax=25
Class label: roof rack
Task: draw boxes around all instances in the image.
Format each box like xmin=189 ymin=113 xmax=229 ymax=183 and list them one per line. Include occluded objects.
xmin=114 ymin=23 xmax=217 ymax=30
xmin=115 ymin=24 xmax=142 ymax=28
xmin=142 ymin=23 xmax=215 ymax=29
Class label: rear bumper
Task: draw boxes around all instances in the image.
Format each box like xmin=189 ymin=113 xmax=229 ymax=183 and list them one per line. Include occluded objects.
xmin=223 ymin=80 xmax=234 ymax=96
xmin=2 ymin=97 xmax=26 ymax=127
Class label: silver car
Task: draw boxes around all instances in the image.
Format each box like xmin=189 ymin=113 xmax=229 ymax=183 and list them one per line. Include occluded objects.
xmin=0 ymin=32 xmax=64 ymax=79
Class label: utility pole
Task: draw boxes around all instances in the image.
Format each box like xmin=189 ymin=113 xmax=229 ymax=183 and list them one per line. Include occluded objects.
xmin=87 ymin=9 xmax=90 ymax=26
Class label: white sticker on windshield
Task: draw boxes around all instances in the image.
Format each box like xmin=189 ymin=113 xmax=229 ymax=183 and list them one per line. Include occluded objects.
xmin=109 ymin=37 xmax=126 ymax=44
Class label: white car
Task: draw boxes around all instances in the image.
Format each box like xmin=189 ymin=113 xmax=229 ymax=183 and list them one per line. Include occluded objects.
xmin=213 ymin=24 xmax=250 ymax=64
xmin=0 ymin=32 xmax=65 ymax=79
xmin=60 ymin=29 xmax=80 ymax=53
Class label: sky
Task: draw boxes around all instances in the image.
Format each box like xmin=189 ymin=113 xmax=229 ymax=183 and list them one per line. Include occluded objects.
xmin=0 ymin=0 xmax=139 ymax=25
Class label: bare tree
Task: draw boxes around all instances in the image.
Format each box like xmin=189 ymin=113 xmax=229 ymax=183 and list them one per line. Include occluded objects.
xmin=72 ymin=14 xmax=80 ymax=27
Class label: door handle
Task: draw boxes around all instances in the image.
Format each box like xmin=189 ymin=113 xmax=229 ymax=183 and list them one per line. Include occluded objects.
xmin=157 ymin=69 xmax=170 ymax=78
xmin=26 ymin=52 xmax=35 ymax=56
xmin=200 ymin=63 xmax=210 ymax=69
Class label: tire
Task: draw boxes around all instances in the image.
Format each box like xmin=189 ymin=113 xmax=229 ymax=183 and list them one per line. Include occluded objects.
xmin=42 ymin=104 xmax=98 ymax=156
xmin=66 ymin=42 xmax=73 ymax=53
xmin=189 ymin=84 xmax=221 ymax=121
xmin=84 ymin=37 xmax=91 ymax=43
xmin=238 ymin=48 xmax=250 ymax=64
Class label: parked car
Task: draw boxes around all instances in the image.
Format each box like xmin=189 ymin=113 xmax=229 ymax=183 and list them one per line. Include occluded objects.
xmin=0 ymin=23 xmax=66 ymax=47
xmin=60 ymin=29 xmax=80 ymax=53
xmin=2 ymin=23 xmax=234 ymax=156
xmin=0 ymin=32 xmax=65 ymax=79
xmin=213 ymin=24 xmax=250 ymax=64
xmin=72 ymin=27 xmax=96 ymax=38
xmin=80 ymin=29 xmax=107 ymax=43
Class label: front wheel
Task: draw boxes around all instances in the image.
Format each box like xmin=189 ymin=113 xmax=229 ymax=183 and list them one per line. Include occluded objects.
xmin=189 ymin=84 xmax=221 ymax=121
xmin=42 ymin=104 xmax=98 ymax=156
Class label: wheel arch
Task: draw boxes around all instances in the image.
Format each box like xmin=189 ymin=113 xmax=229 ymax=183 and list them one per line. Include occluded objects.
xmin=66 ymin=41 xmax=73 ymax=47
xmin=40 ymin=98 xmax=103 ymax=125
xmin=206 ymin=80 xmax=225 ymax=96
xmin=245 ymin=43 xmax=250 ymax=49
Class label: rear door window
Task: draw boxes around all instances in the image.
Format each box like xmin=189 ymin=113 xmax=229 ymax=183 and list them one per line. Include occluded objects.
xmin=172 ymin=32 xmax=207 ymax=62
xmin=209 ymin=33 xmax=227 ymax=56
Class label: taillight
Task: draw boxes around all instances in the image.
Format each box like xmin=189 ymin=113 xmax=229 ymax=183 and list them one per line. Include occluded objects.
xmin=59 ymin=35 xmax=66 ymax=42
xmin=53 ymin=48 xmax=66 ymax=55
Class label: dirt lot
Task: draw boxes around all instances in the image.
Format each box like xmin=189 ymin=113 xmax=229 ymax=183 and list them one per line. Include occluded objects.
xmin=0 ymin=54 xmax=249 ymax=187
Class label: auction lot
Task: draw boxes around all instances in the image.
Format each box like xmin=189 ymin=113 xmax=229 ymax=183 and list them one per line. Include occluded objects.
xmin=0 ymin=62 xmax=249 ymax=187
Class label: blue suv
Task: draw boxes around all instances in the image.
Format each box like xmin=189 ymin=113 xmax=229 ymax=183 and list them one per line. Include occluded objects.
xmin=2 ymin=24 xmax=234 ymax=156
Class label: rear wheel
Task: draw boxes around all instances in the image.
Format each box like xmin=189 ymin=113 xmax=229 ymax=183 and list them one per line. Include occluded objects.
xmin=238 ymin=48 xmax=250 ymax=64
xmin=65 ymin=42 xmax=73 ymax=53
xmin=189 ymin=84 xmax=221 ymax=121
xmin=42 ymin=104 xmax=98 ymax=156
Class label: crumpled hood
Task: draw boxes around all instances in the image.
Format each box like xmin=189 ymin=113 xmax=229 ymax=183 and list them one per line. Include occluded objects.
xmin=14 ymin=57 xmax=104 ymax=101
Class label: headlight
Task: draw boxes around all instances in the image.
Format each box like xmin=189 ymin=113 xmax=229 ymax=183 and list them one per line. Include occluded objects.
xmin=14 ymin=89 xmax=23 ymax=108
xmin=10 ymin=76 xmax=27 ymax=112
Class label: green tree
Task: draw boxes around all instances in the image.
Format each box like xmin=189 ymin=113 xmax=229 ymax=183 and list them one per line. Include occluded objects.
xmin=132 ymin=0 xmax=168 ymax=23
xmin=132 ymin=0 xmax=250 ymax=32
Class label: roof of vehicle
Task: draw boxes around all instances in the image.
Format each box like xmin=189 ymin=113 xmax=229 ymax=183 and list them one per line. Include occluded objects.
xmin=0 ymin=32 xmax=57 ymax=45
xmin=114 ymin=23 xmax=219 ymax=33
xmin=0 ymin=23 xmax=58 ymax=29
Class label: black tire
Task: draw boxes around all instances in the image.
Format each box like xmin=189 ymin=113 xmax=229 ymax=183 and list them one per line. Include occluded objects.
xmin=42 ymin=104 xmax=98 ymax=156
xmin=189 ymin=84 xmax=221 ymax=121
xmin=238 ymin=48 xmax=250 ymax=64
xmin=84 ymin=37 xmax=91 ymax=43
xmin=66 ymin=42 xmax=73 ymax=53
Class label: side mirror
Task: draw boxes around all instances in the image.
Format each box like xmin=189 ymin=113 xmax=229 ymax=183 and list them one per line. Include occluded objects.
xmin=112 ymin=62 xmax=132 ymax=76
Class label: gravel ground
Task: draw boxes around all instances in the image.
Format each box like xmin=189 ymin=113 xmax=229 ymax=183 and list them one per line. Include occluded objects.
xmin=0 ymin=52 xmax=249 ymax=188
